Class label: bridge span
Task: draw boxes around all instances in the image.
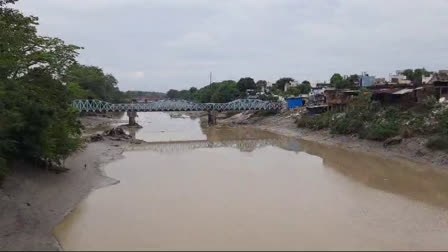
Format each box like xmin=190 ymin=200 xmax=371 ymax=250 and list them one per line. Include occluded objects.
xmin=72 ymin=99 xmax=283 ymax=125
xmin=72 ymin=99 xmax=283 ymax=113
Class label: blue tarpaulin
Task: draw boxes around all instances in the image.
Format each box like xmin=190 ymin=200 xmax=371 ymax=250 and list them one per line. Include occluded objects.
xmin=286 ymin=97 xmax=303 ymax=109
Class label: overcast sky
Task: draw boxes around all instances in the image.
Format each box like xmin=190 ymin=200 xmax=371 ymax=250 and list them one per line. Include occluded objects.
xmin=15 ymin=0 xmax=448 ymax=92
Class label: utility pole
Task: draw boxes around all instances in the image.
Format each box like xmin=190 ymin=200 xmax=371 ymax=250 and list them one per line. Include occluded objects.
xmin=209 ymin=72 xmax=212 ymax=85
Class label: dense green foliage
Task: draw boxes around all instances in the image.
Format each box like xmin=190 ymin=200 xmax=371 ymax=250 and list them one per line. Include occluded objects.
xmin=165 ymin=77 xmax=287 ymax=103
xmin=330 ymin=73 xmax=360 ymax=89
xmin=166 ymin=80 xmax=241 ymax=103
xmin=0 ymin=1 xmax=125 ymax=179
xmin=63 ymin=64 xmax=127 ymax=102
xmin=237 ymin=77 xmax=256 ymax=92
xmin=297 ymin=92 xmax=448 ymax=144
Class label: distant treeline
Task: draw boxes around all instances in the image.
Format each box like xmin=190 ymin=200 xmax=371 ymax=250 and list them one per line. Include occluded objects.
xmin=165 ymin=77 xmax=312 ymax=103
xmin=125 ymin=91 xmax=166 ymax=99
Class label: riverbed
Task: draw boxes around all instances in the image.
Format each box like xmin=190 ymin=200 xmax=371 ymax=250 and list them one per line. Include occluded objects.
xmin=54 ymin=112 xmax=448 ymax=251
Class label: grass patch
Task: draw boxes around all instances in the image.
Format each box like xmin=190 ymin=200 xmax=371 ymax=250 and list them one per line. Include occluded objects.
xmin=296 ymin=112 xmax=330 ymax=130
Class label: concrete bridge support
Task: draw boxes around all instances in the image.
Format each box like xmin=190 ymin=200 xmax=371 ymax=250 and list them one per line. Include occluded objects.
xmin=208 ymin=111 xmax=217 ymax=126
xmin=127 ymin=111 xmax=138 ymax=126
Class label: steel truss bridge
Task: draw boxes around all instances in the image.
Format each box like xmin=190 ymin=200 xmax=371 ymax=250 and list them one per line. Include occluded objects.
xmin=71 ymin=99 xmax=283 ymax=113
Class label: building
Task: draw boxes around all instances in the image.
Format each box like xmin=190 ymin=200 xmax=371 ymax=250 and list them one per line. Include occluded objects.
xmin=425 ymin=70 xmax=448 ymax=100
xmin=360 ymin=73 xmax=375 ymax=87
xmin=371 ymin=88 xmax=420 ymax=106
xmin=422 ymin=74 xmax=434 ymax=84
xmin=324 ymin=88 xmax=360 ymax=111
xmin=389 ymin=70 xmax=411 ymax=85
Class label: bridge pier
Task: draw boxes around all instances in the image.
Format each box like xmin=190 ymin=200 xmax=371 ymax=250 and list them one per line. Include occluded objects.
xmin=208 ymin=111 xmax=217 ymax=126
xmin=127 ymin=111 xmax=138 ymax=126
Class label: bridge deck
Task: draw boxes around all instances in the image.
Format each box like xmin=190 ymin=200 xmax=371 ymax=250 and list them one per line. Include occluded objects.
xmin=72 ymin=99 xmax=283 ymax=112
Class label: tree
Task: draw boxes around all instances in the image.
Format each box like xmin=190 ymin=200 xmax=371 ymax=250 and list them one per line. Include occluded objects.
xmin=298 ymin=81 xmax=312 ymax=94
xmin=302 ymin=80 xmax=311 ymax=85
xmin=256 ymin=80 xmax=267 ymax=91
xmin=275 ymin=77 xmax=295 ymax=91
xmin=166 ymin=89 xmax=180 ymax=99
xmin=0 ymin=4 xmax=81 ymax=79
xmin=330 ymin=73 xmax=349 ymax=89
xmin=63 ymin=64 xmax=125 ymax=102
xmin=210 ymin=81 xmax=240 ymax=103
xmin=66 ymin=82 xmax=94 ymax=100
xmin=346 ymin=74 xmax=359 ymax=87
xmin=237 ymin=77 xmax=256 ymax=93
xmin=330 ymin=73 xmax=343 ymax=85
xmin=1 ymin=1 xmax=84 ymax=177
xmin=0 ymin=0 xmax=18 ymax=6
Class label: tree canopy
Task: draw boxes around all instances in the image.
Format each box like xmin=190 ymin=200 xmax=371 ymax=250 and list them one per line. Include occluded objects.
xmin=237 ymin=77 xmax=256 ymax=92
xmin=402 ymin=68 xmax=432 ymax=84
xmin=274 ymin=77 xmax=295 ymax=91
xmin=0 ymin=1 xmax=125 ymax=179
xmin=63 ymin=64 xmax=126 ymax=102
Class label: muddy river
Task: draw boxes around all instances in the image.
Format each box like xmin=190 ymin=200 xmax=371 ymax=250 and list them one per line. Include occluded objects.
xmin=55 ymin=112 xmax=448 ymax=250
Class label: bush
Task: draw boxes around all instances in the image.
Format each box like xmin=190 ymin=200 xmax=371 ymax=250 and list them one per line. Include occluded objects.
xmin=330 ymin=114 xmax=363 ymax=135
xmin=360 ymin=121 xmax=400 ymax=141
xmin=296 ymin=112 xmax=330 ymax=130
xmin=423 ymin=96 xmax=438 ymax=110
xmin=437 ymin=108 xmax=448 ymax=135
xmin=426 ymin=136 xmax=448 ymax=151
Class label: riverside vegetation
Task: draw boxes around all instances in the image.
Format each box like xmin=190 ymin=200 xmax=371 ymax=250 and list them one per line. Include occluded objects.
xmin=296 ymin=92 xmax=448 ymax=150
xmin=0 ymin=0 xmax=128 ymax=180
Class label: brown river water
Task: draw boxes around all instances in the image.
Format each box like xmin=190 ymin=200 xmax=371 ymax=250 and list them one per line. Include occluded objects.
xmin=55 ymin=112 xmax=448 ymax=250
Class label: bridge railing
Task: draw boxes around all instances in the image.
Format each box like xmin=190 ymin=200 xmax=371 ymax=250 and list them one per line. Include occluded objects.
xmin=72 ymin=99 xmax=284 ymax=113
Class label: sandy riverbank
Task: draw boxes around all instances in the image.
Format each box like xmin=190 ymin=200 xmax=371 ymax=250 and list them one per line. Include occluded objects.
xmin=0 ymin=116 xmax=129 ymax=251
xmin=216 ymin=111 xmax=448 ymax=170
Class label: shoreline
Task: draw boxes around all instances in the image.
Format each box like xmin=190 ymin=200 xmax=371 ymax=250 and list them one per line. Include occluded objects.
xmin=0 ymin=117 xmax=129 ymax=251
xmin=217 ymin=111 xmax=448 ymax=171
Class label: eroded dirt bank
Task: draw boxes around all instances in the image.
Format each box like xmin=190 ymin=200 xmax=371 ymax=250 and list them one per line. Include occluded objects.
xmin=0 ymin=116 xmax=128 ymax=251
xmin=214 ymin=110 xmax=448 ymax=170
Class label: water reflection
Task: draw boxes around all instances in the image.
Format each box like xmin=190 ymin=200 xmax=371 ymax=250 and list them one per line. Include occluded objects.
xmin=118 ymin=112 xmax=206 ymax=142
xmin=300 ymin=140 xmax=448 ymax=210
xmin=129 ymin=127 xmax=301 ymax=153
xmin=126 ymin=122 xmax=448 ymax=211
